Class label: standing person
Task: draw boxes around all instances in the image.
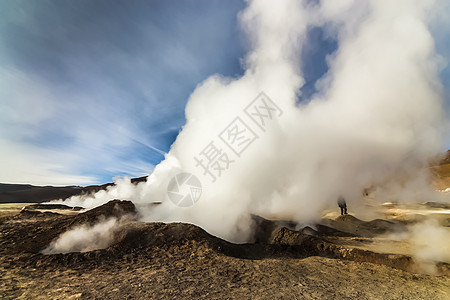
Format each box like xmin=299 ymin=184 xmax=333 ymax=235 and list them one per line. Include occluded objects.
xmin=337 ymin=196 xmax=347 ymax=215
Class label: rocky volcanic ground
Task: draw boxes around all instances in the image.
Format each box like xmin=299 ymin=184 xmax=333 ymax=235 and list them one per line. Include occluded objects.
xmin=0 ymin=200 xmax=449 ymax=299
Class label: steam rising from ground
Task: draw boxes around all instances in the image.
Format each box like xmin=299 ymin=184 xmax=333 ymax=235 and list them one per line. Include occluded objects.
xmin=42 ymin=218 xmax=119 ymax=254
xmin=410 ymin=219 xmax=450 ymax=268
xmin=58 ymin=0 xmax=447 ymax=243
xmin=386 ymin=218 xmax=450 ymax=274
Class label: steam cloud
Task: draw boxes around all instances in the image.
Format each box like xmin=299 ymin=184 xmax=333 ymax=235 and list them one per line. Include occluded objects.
xmin=386 ymin=218 xmax=450 ymax=274
xmin=411 ymin=219 xmax=450 ymax=266
xmin=58 ymin=0 xmax=446 ymax=244
xmin=42 ymin=217 xmax=119 ymax=254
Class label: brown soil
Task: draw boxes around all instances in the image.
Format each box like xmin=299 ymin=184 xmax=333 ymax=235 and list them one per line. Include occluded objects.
xmin=1 ymin=201 xmax=449 ymax=299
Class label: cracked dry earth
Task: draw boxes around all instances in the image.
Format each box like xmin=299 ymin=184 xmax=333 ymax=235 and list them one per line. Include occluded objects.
xmin=1 ymin=201 xmax=449 ymax=299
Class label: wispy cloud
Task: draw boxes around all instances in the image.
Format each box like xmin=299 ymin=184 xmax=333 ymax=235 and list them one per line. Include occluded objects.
xmin=0 ymin=0 xmax=245 ymax=185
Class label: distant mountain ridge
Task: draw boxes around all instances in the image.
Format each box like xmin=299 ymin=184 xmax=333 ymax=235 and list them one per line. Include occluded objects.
xmin=0 ymin=176 xmax=147 ymax=204
xmin=3 ymin=149 xmax=450 ymax=204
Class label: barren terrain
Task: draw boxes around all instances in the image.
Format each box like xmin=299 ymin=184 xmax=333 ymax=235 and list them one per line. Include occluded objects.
xmin=0 ymin=200 xmax=449 ymax=299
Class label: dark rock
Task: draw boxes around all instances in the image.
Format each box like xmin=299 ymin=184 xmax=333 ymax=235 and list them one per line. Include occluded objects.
xmin=69 ymin=199 xmax=137 ymax=226
xmin=19 ymin=209 xmax=61 ymax=216
xmin=321 ymin=215 xmax=406 ymax=237
xmin=423 ymin=202 xmax=450 ymax=209
xmin=25 ymin=203 xmax=83 ymax=211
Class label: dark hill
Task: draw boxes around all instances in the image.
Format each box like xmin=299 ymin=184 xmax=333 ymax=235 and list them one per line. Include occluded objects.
xmin=0 ymin=176 xmax=147 ymax=204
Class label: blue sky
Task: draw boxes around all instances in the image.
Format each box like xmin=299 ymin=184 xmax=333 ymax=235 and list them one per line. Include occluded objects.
xmin=0 ymin=0 xmax=248 ymax=185
xmin=0 ymin=0 xmax=449 ymax=186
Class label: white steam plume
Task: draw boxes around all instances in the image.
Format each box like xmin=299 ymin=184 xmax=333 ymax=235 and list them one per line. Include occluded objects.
xmin=410 ymin=219 xmax=450 ymax=271
xmin=59 ymin=0 xmax=445 ymax=243
xmin=42 ymin=217 xmax=119 ymax=254
xmin=386 ymin=218 xmax=450 ymax=274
